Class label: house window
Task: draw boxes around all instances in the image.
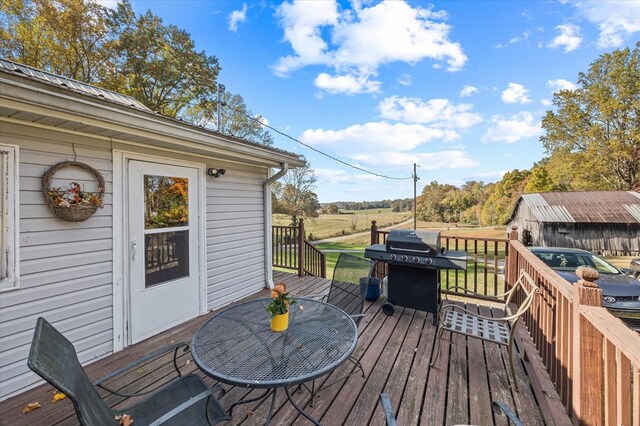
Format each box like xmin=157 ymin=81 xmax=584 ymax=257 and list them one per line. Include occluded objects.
xmin=0 ymin=145 xmax=18 ymax=291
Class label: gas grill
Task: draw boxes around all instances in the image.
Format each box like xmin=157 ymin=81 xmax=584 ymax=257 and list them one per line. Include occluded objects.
xmin=364 ymin=230 xmax=467 ymax=324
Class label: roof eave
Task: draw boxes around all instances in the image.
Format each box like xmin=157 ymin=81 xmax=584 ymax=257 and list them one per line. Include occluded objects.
xmin=0 ymin=72 xmax=305 ymax=168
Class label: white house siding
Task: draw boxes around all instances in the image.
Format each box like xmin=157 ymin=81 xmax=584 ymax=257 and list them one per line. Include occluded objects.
xmin=0 ymin=123 xmax=113 ymax=400
xmin=206 ymin=165 xmax=266 ymax=309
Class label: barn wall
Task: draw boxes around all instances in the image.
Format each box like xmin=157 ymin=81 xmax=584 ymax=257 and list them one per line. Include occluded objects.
xmin=507 ymin=203 xmax=543 ymax=246
xmin=508 ymin=199 xmax=640 ymax=255
xmin=0 ymin=122 xmax=114 ymax=400
xmin=541 ymin=223 xmax=640 ymax=255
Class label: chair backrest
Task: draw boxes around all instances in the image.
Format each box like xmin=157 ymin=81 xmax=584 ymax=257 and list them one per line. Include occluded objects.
xmin=504 ymin=270 xmax=539 ymax=321
xmin=327 ymin=253 xmax=374 ymax=321
xmin=28 ymin=317 xmax=116 ymax=426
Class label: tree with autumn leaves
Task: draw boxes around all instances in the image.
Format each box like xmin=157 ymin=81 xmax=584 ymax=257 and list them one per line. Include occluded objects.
xmin=0 ymin=0 xmax=272 ymax=146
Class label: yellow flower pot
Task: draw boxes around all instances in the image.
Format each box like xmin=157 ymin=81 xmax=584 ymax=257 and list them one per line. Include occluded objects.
xmin=270 ymin=311 xmax=289 ymax=331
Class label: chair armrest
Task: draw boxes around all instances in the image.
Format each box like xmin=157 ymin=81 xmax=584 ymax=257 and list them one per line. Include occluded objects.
xmin=443 ymin=285 xmax=516 ymax=303
xmin=95 ymin=342 xmax=189 ymax=396
xmin=305 ymin=293 xmax=328 ymax=301
xmin=439 ymin=303 xmax=521 ymax=323
xmin=492 ymin=402 xmax=523 ymax=426
xmin=148 ymin=383 xmax=227 ymax=426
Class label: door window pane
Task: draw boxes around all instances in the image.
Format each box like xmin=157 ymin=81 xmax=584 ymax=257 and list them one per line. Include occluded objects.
xmin=145 ymin=231 xmax=189 ymax=287
xmin=144 ymin=175 xmax=188 ymax=229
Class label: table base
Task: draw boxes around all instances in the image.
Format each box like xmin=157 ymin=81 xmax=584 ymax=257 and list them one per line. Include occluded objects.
xmin=229 ymin=387 xmax=322 ymax=426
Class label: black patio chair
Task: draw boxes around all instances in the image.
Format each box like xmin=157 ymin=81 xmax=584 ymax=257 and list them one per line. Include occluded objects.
xmin=304 ymin=253 xmax=374 ymax=402
xmin=27 ymin=317 xmax=229 ymax=426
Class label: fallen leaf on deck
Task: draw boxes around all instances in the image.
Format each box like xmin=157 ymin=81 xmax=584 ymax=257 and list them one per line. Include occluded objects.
xmin=115 ymin=414 xmax=134 ymax=425
xmin=245 ymin=411 xmax=254 ymax=417
xmin=51 ymin=391 xmax=66 ymax=403
xmin=185 ymin=359 xmax=191 ymax=366
xmin=136 ymin=368 xmax=144 ymax=373
xmin=22 ymin=402 xmax=42 ymax=413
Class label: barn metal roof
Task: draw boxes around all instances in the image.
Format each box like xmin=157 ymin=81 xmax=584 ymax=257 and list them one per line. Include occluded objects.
xmin=0 ymin=59 xmax=152 ymax=112
xmin=507 ymin=191 xmax=640 ymax=224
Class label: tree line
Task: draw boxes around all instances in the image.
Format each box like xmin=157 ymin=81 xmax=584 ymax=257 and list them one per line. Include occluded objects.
xmin=0 ymin=0 xmax=273 ymax=145
xmin=320 ymin=199 xmax=413 ymax=212
xmin=418 ymin=43 xmax=639 ymax=226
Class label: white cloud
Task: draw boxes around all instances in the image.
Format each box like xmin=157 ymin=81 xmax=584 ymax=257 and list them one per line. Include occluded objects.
xmin=541 ymin=99 xmax=552 ymax=107
xmin=548 ymin=24 xmax=582 ymax=52
xmin=228 ymin=4 xmax=248 ymax=32
xmin=501 ymin=83 xmax=531 ymax=104
xmin=378 ymin=96 xmax=482 ymax=129
xmin=509 ymin=30 xmax=531 ymax=44
xmin=314 ymin=73 xmax=381 ymax=95
xmin=274 ymin=0 xmax=467 ymax=94
xmin=464 ymin=170 xmax=507 ymax=181
xmin=547 ymin=78 xmax=577 ymax=92
xmin=300 ymin=121 xmax=459 ymax=153
xmin=398 ymin=74 xmax=412 ymax=86
xmin=95 ymin=0 xmax=119 ymax=8
xmin=352 ymin=150 xmax=478 ymax=169
xmin=314 ymin=168 xmax=381 ymax=185
xmin=459 ymin=85 xmax=478 ymax=97
xmin=575 ymin=0 xmax=640 ymax=48
xmin=481 ymin=112 xmax=541 ymax=144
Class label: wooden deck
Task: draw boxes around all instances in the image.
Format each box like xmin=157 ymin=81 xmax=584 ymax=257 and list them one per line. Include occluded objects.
xmin=1 ymin=271 xmax=567 ymax=425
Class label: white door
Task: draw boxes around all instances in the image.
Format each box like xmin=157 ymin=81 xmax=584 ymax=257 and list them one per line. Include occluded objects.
xmin=128 ymin=160 xmax=200 ymax=343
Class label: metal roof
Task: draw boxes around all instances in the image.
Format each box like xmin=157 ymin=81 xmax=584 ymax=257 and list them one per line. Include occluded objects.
xmin=0 ymin=59 xmax=152 ymax=112
xmin=0 ymin=58 xmax=304 ymax=164
xmin=508 ymin=191 xmax=640 ymax=224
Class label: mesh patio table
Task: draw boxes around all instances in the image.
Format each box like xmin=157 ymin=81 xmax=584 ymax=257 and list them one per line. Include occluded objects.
xmin=192 ymin=297 xmax=358 ymax=425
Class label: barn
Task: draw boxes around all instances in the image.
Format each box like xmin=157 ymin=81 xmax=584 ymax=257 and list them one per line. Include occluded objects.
xmin=505 ymin=191 xmax=640 ymax=255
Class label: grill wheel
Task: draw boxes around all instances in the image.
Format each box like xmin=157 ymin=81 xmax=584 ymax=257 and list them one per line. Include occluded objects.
xmin=382 ymin=303 xmax=395 ymax=316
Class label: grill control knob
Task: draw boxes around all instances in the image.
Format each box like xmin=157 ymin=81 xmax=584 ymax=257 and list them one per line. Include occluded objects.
xmin=413 ymin=256 xmax=420 ymax=263
xmin=424 ymin=257 xmax=433 ymax=265
xmin=390 ymin=254 xmax=396 ymax=261
xmin=401 ymin=255 xmax=408 ymax=262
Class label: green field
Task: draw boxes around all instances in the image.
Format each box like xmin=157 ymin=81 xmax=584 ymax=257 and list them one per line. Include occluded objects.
xmin=272 ymin=209 xmax=412 ymax=241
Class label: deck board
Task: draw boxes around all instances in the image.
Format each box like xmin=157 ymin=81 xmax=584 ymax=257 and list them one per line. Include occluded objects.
xmin=1 ymin=271 xmax=564 ymax=426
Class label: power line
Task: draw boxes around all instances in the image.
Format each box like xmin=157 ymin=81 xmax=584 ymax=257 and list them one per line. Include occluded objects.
xmin=229 ymin=106 xmax=413 ymax=181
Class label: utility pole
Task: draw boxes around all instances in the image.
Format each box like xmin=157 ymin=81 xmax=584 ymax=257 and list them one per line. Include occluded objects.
xmin=413 ymin=163 xmax=420 ymax=230
xmin=217 ymin=84 xmax=225 ymax=132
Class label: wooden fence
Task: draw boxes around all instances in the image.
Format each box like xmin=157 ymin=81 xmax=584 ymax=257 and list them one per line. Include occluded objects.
xmin=272 ymin=219 xmax=326 ymax=278
xmin=371 ymin=221 xmax=640 ymax=423
xmin=506 ymin=227 xmax=640 ymax=425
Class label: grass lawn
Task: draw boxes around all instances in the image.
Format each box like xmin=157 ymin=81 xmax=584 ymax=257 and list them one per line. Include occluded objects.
xmin=272 ymin=209 xmax=412 ymax=241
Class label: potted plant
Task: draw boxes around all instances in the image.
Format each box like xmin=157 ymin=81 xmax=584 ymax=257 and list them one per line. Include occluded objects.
xmin=266 ymin=283 xmax=296 ymax=331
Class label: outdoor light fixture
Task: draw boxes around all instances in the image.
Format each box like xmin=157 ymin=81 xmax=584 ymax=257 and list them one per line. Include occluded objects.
xmin=207 ymin=168 xmax=225 ymax=178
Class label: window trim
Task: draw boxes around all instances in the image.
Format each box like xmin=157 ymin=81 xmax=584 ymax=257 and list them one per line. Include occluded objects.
xmin=1 ymin=144 xmax=19 ymax=291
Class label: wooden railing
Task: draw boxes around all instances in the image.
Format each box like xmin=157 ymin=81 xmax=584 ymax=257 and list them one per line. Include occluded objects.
xmin=371 ymin=221 xmax=640 ymax=423
xmin=370 ymin=220 xmax=509 ymax=299
xmin=505 ymin=227 xmax=640 ymax=424
xmin=272 ymin=219 xmax=326 ymax=278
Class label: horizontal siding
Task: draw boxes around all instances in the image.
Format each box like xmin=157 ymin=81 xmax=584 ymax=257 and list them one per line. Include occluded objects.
xmin=206 ymin=166 xmax=266 ymax=312
xmin=0 ymin=124 xmax=114 ymax=400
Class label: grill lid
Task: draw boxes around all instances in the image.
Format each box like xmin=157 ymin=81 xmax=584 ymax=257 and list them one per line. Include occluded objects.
xmin=385 ymin=230 xmax=441 ymax=255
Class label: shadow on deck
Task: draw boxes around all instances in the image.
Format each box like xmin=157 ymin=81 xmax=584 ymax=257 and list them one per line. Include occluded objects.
xmin=1 ymin=271 xmax=568 ymax=425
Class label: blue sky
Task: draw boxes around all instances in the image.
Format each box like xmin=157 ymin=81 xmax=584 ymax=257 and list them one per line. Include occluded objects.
xmin=117 ymin=0 xmax=640 ymax=203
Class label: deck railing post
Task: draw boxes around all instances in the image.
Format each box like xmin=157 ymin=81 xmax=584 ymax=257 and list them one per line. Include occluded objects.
xmin=571 ymin=266 xmax=603 ymax=425
xmin=371 ymin=220 xmax=378 ymax=245
xmin=506 ymin=225 xmax=519 ymax=289
xmin=298 ymin=219 xmax=304 ymax=276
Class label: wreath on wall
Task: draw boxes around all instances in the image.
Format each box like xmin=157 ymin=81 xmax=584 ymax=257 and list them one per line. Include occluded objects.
xmin=42 ymin=161 xmax=105 ymax=222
